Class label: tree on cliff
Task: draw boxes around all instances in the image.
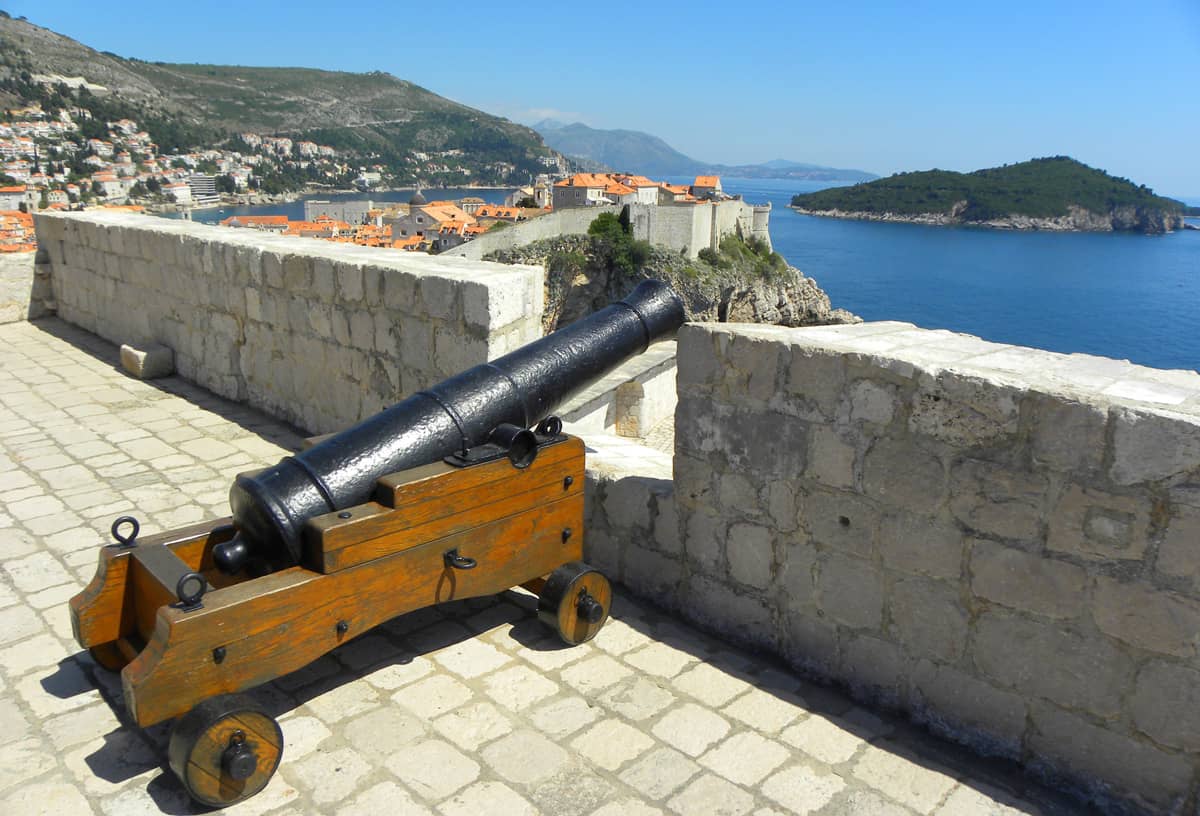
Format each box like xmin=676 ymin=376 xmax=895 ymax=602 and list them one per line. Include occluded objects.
xmin=587 ymin=211 xmax=651 ymax=275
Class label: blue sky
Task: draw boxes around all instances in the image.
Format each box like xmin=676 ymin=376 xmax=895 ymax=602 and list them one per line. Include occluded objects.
xmin=11 ymin=1 xmax=1200 ymax=197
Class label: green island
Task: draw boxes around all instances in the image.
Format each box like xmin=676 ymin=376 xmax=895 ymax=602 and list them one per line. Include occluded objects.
xmin=790 ymin=157 xmax=1187 ymax=234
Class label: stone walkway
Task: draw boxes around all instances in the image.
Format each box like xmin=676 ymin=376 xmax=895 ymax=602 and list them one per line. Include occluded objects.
xmin=0 ymin=318 xmax=1086 ymax=816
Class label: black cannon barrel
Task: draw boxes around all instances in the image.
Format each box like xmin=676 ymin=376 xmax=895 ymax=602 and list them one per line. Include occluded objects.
xmin=215 ymin=279 xmax=685 ymax=573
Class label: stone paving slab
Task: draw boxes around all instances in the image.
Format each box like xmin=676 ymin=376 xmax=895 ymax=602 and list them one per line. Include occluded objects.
xmin=0 ymin=319 xmax=1087 ymax=815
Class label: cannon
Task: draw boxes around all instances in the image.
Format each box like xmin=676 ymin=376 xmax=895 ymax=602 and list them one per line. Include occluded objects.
xmin=69 ymin=279 xmax=684 ymax=807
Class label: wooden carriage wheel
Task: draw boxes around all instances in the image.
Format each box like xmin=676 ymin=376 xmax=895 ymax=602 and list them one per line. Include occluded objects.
xmin=167 ymin=694 xmax=283 ymax=808
xmin=537 ymin=561 xmax=611 ymax=645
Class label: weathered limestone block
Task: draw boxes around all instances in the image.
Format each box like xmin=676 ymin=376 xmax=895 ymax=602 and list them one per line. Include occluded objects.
xmin=373 ymin=313 xmax=394 ymax=356
xmin=848 ymin=379 xmax=897 ymax=426
xmin=889 ymin=577 xmax=968 ymax=663
xmin=910 ymin=660 xmax=1025 ymax=759
xmin=1091 ymin=576 xmax=1200 ymax=658
xmin=349 ymin=310 xmax=375 ymax=351
xmin=622 ymin=546 xmax=682 ymax=601
xmin=684 ymin=575 xmax=775 ymax=650
xmin=969 ymin=540 xmax=1087 ymax=619
xmin=675 ymin=325 xmax=723 ymax=390
xmin=726 ymin=334 xmax=783 ymax=403
xmin=0 ymin=252 xmax=46 ymax=324
xmin=336 ymin=262 xmax=364 ymax=303
xmin=862 ymin=437 xmax=945 ymax=516
xmin=308 ymin=304 xmax=334 ymax=340
xmin=673 ymin=451 xmax=716 ymax=509
xmin=907 ymin=372 xmax=1022 ymax=446
xmin=1155 ymin=488 xmax=1200 ymax=591
xmin=718 ymin=472 xmax=760 ymax=516
xmin=603 ymin=477 xmax=655 ymax=531
xmin=399 ymin=320 xmax=433 ymax=373
xmin=652 ymin=492 xmax=680 ymax=554
xmin=779 ymin=539 xmax=817 ymax=606
xmin=1028 ymin=702 xmax=1193 ymax=812
xmin=798 ymin=489 xmax=876 ymax=558
xmin=784 ymin=611 xmax=839 ymax=676
xmin=684 ymin=509 xmax=724 ymax=575
xmin=972 ymin=612 xmax=1133 ymax=718
xmin=817 ymin=552 xmax=883 ymax=630
xmin=419 ymin=275 xmax=460 ymax=321
xmin=244 ymin=288 xmax=262 ymax=322
xmin=949 ymin=460 xmax=1046 ymax=542
xmin=1110 ymin=406 xmax=1200 ymax=486
xmin=119 ymin=342 xmax=174 ymax=379
xmin=806 ymin=425 xmax=856 ymax=488
xmin=382 ymin=268 xmax=417 ymax=311
xmin=282 ymin=254 xmax=311 ymax=291
xmin=766 ymin=482 xmax=797 ymax=533
xmin=726 ymin=522 xmax=773 ymax=590
xmin=1130 ymin=660 xmax=1200 ymax=753
xmin=613 ymin=380 xmax=646 ymax=437
xmin=1030 ymin=396 xmax=1107 ymax=475
xmin=461 ymin=272 xmax=539 ymax=332
xmin=839 ymin=634 xmax=905 ymax=705
xmin=1046 ymin=484 xmax=1152 ymax=562
xmin=877 ymin=512 xmax=963 ymax=580
xmin=581 ymin=525 xmax=621 ymax=580
xmin=784 ymin=347 xmax=846 ymax=421
xmin=310 ymin=258 xmax=336 ymax=302
xmin=676 ymin=400 xmax=807 ymax=478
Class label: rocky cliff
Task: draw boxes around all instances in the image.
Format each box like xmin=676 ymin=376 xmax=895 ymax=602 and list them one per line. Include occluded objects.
xmin=486 ymin=235 xmax=860 ymax=333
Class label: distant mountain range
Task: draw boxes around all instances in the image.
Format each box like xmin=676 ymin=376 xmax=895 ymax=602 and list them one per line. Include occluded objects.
xmin=533 ymin=120 xmax=877 ymax=182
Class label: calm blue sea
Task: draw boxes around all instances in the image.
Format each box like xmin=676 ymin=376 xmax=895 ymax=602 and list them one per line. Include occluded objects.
xmin=710 ymin=177 xmax=1200 ymax=373
xmin=170 ymin=180 xmax=1200 ymax=372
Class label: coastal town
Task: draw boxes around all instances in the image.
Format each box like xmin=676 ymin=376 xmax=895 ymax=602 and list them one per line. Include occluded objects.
xmin=0 ymin=98 xmax=369 ymax=252
xmin=217 ymin=173 xmax=759 ymax=255
xmin=0 ymin=94 xmax=762 ymax=256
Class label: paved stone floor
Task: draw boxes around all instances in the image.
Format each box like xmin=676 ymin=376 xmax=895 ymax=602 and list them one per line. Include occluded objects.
xmin=0 ymin=319 xmax=1088 ymax=816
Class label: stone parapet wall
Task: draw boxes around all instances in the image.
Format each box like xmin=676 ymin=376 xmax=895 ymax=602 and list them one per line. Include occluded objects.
xmin=32 ymin=211 xmax=543 ymax=433
xmin=0 ymin=250 xmax=53 ymax=324
xmin=559 ymin=341 xmax=677 ymax=438
xmin=616 ymin=320 xmax=1199 ymax=813
xmin=442 ymin=207 xmax=603 ymax=261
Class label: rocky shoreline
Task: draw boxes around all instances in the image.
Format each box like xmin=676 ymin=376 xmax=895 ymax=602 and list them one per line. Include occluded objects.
xmin=790 ymin=203 xmax=1186 ymax=234
xmin=487 ymin=236 xmax=860 ymax=333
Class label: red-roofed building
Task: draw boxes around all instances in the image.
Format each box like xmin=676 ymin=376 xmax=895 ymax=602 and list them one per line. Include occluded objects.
xmin=0 ymin=186 xmax=25 ymax=210
xmin=692 ymin=175 xmax=723 ymax=199
xmin=221 ymin=214 xmax=289 ymax=233
xmin=552 ymin=173 xmax=618 ymax=209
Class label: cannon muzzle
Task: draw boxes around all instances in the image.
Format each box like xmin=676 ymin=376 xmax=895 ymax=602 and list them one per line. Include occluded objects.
xmin=215 ymin=279 xmax=684 ymax=573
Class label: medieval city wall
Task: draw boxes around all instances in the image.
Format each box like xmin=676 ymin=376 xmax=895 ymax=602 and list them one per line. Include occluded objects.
xmin=586 ymin=320 xmax=1200 ymax=813
xmin=32 ymin=211 xmax=543 ymax=433
xmin=0 ymin=250 xmax=53 ymax=324
xmin=442 ymin=207 xmax=604 ymax=261
xmin=22 ymin=211 xmax=1200 ymax=810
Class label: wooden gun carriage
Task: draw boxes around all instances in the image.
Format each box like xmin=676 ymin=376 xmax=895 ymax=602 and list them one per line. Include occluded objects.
xmin=69 ymin=280 xmax=683 ymax=807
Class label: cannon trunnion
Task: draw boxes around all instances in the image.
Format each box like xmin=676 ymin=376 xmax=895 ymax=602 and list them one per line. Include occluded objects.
xmin=69 ymin=280 xmax=684 ymax=807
